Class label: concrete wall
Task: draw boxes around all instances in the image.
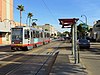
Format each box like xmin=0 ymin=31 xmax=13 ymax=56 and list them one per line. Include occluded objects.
xmin=0 ymin=22 xmax=11 ymax=32
xmin=0 ymin=22 xmax=14 ymax=44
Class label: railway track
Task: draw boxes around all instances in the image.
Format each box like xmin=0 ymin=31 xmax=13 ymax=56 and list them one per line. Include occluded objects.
xmin=0 ymin=41 xmax=63 ymax=75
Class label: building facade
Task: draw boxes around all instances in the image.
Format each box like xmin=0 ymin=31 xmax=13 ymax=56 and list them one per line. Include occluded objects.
xmin=92 ymin=20 xmax=100 ymax=41
xmin=0 ymin=0 xmax=14 ymax=44
xmin=42 ymin=24 xmax=57 ymax=38
xmin=0 ymin=0 xmax=13 ymax=21
xmin=33 ymin=24 xmax=58 ymax=38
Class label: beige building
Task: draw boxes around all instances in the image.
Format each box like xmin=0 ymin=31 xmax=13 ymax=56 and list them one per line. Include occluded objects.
xmin=33 ymin=24 xmax=58 ymax=38
xmin=0 ymin=0 xmax=13 ymax=21
xmin=42 ymin=24 xmax=57 ymax=38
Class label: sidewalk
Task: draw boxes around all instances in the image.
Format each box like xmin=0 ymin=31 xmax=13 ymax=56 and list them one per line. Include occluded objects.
xmin=0 ymin=44 xmax=10 ymax=48
xmin=50 ymin=43 xmax=88 ymax=75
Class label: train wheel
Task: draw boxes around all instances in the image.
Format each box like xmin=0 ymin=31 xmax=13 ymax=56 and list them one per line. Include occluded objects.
xmin=43 ymin=42 xmax=45 ymax=45
xmin=11 ymin=47 xmax=15 ymax=51
xmin=11 ymin=47 xmax=14 ymax=50
xmin=22 ymin=47 xmax=28 ymax=51
xmin=35 ymin=44 xmax=39 ymax=47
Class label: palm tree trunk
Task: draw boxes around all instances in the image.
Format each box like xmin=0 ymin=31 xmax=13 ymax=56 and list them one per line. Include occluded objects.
xmin=20 ymin=11 xmax=22 ymax=26
xmin=26 ymin=16 xmax=28 ymax=26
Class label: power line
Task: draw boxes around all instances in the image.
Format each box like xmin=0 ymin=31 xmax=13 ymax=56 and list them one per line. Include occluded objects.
xmin=41 ymin=0 xmax=57 ymax=21
xmin=3 ymin=0 xmax=57 ymax=25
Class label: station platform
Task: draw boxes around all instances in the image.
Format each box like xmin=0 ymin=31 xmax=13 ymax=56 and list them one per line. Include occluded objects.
xmin=50 ymin=44 xmax=88 ymax=75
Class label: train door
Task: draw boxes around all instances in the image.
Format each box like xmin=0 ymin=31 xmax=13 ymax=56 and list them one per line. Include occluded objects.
xmin=40 ymin=31 xmax=43 ymax=44
xmin=30 ymin=30 xmax=33 ymax=46
xmin=24 ymin=29 xmax=32 ymax=50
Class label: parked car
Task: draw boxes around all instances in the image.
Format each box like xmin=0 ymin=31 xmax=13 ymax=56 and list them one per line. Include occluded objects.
xmin=77 ymin=39 xmax=90 ymax=49
xmin=58 ymin=37 xmax=65 ymax=41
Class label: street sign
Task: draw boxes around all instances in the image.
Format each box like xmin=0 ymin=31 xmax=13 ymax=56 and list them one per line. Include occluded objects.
xmin=59 ymin=18 xmax=79 ymax=28
xmin=81 ymin=23 xmax=88 ymax=30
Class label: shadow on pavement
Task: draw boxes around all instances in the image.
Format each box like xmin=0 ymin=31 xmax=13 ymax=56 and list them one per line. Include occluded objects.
xmin=88 ymin=48 xmax=100 ymax=55
xmin=50 ymin=54 xmax=87 ymax=75
xmin=52 ymin=46 xmax=72 ymax=50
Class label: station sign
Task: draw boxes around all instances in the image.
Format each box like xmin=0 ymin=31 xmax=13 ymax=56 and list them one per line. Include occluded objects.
xmin=58 ymin=18 xmax=79 ymax=28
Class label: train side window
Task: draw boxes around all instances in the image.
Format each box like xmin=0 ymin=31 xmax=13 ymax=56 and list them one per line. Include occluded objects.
xmin=27 ymin=30 xmax=30 ymax=38
xmin=41 ymin=32 xmax=43 ymax=38
xmin=31 ymin=32 xmax=32 ymax=38
xmin=44 ymin=32 xmax=46 ymax=38
xmin=39 ymin=32 xmax=41 ymax=38
xmin=36 ymin=31 xmax=39 ymax=38
xmin=33 ymin=30 xmax=35 ymax=38
xmin=47 ymin=33 xmax=50 ymax=38
xmin=24 ymin=30 xmax=30 ymax=39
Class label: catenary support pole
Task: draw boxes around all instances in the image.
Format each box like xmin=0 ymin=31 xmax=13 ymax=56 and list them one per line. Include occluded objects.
xmin=72 ymin=24 xmax=74 ymax=55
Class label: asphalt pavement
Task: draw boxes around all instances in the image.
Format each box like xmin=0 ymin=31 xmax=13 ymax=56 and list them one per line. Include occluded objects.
xmin=80 ymin=50 xmax=100 ymax=75
xmin=0 ymin=42 xmax=100 ymax=75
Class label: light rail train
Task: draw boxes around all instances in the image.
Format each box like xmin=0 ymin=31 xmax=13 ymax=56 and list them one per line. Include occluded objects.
xmin=11 ymin=26 xmax=50 ymax=50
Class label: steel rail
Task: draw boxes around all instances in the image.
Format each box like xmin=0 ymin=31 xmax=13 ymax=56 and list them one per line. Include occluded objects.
xmin=2 ymin=41 xmax=59 ymax=75
xmin=34 ymin=42 xmax=62 ymax=75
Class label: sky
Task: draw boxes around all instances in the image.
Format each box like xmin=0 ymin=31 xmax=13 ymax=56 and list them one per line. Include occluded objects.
xmin=13 ymin=0 xmax=100 ymax=32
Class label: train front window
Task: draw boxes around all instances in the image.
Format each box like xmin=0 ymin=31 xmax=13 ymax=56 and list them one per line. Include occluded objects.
xmin=12 ymin=28 xmax=23 ymax=41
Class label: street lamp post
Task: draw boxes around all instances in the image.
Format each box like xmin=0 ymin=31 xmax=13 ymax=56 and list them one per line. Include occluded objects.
xmin=81 ymin=15 xmax=87 ymax=25
xmin=81 ymin=15 xmax=88 ymax=39
xmin=32 ymin=19 xmax=37 ymax=27
xmin=32 ymin=19 xmax=37 ymax=22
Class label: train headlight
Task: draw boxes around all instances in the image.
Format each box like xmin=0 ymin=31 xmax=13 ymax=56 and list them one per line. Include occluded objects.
xmin=20 ymin=42 xmax=22 ymax=44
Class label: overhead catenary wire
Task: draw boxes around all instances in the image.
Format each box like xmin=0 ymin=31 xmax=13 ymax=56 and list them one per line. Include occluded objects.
xmin=3 ymin=0 xmax=57 ymax=25
xmin=41 ymin=0 xmax=57 ymax=22
xmin=3 ymin=0 xmax=56 ymax=20
xmin=2 ymin=0 xmax=36 ymax=26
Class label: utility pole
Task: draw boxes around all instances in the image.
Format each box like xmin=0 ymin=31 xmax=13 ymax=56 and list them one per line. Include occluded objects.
xmin=81 ymin=15 xmax=88 ymax=39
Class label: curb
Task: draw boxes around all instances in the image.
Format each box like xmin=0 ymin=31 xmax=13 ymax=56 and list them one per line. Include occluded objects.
xmin=68 ymin=54 xmax=88 ymax=75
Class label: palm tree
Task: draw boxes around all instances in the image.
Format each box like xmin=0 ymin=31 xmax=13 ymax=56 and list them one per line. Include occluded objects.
xmin=77 ymin=23 xmax=87 ymax=39
xmin=17 ymin=5 xmax=24 ymax=26
xmin=28 ymin=12 xmax=33 ymax=26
